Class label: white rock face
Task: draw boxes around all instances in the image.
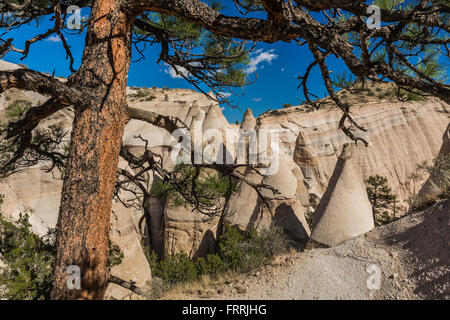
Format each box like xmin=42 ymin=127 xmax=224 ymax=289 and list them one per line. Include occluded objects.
xmin=310 ymin=144 xmax=375 ymax=246
xmin=241 ymin=108 xmax=257 ymax=133
xmin=163 ymin=200 xmax=220 ymax=259
xmin=260 ymin=99 xmax=449 ymax=203
xmin=0 ymin=168 xmax=62 ymax=236
xmin=104 ymin=203 xmax=152 ymax=300
xmin=418 ymin=123 xmax=450 ymax=203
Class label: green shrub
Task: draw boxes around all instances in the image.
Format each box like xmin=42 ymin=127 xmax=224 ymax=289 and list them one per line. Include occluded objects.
xmin=131 ymin=89 xmax=148 ymax=98
xmin=217 ymin=225 xmax=287 ymax=273
xmin=428 ymin=153 xmax=450 ymax=198
xmin=108 ymin=242 xmax=124 ymax=268
xmin=153 ymin=252 xmax=197 ymax=285
xmin=144 ymin=224 xmax=288 ymax=288
xmin=216 ymin=225 xmax=251 ymax=271
xmin=196 ymin=254 xmax=227 ymax=275
xmin=0 ymin=208 xmax=55 ymax=300
xmin=377 ymin=92 xmax=389 ymax=99
xmin=5 ymin=100 xmax=32 ymax=119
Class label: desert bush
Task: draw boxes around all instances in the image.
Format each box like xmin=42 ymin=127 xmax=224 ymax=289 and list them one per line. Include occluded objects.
xmin=0 ymin=208 xmax=55 ymax=300
xmin=149 ymin=164 xmax=238 ymax=208
xmin=282 ymin=103 xmax=292 ymax=108
xmin=152 ymin=252 xmax=197 ymax=285
xmin=196 ymin=254 xmax=227 ymax=275
xmin=5 ymin=100 xmax=32 ymax=119
xmin=130 ymin=89 xmax=148 ymax=98
xmin=217 ymin=225 xmax=287 ymax=273
xmin=145 ymin=224 xmax=288 ymax=289
xmin=108 ymin=242 xmax=124 ymax=268
xmin=269 ymin=110 xmax=283 ymax=116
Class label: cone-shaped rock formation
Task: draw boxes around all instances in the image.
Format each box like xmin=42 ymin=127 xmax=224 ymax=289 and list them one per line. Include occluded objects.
xmin=241 ymin=108 xmax=257 ymax=132
xmin=310 ymin=143 xmax=374 ymax=247
xmin=418 ymin=123 xmax=450 ymax=203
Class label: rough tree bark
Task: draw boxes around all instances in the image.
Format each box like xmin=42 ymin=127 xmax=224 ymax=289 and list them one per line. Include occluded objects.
xmin=51 ymin=0 xmax=134 ymax=300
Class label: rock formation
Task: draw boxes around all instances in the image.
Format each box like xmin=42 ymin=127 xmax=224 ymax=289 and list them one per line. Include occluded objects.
xmin=418 ymin=123 xmax=450 ymax=203
xmin=293 ymin=130 xmax=327 ymax=196
xmin=163 ymin=200 xmax=220 ymax=259
xmin=0 ymin=60 xmax=449 ymax=298
xmin=203 ymin=104 xmax=227 ymax=133
xmin=310 ymin=144 xmax=375 ymax=247
xmin=184 ymin=100 xmax=200 ymax=128
xmin=225 ymin=154 xmax=311 ymax=248
xmin=105 ymin=203 xmax=152 ymax=300
xmin=241 ymin=108 xmax=257 ymax=133
xmin=259 ymin=96 xmax=449 ymax=203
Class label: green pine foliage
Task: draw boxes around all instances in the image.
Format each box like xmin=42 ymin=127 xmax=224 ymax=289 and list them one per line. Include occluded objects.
xmin=365 ymin=175 xmax=398 ymax=226
xmin=150 ymin=164 xmax=238 ymax=209
xmin=0 ymin=205 xmax=55 ymax=300
xmin=134 ymin=8 xmax=251 ymax=90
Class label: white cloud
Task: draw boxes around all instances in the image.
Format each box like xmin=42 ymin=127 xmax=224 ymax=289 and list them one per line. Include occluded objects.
xmin=244 ymin=49 xmax=278 ymax=74
xmin=218 ymin=92 xmax=232 ymax=98
xmin=46 ymin=35 xmax=61 ymax=43
xmin=252 ymin=97 xmax=262 ymax=102
xmin=164 ymin=62 xmax=202 ymax=79
xmin=164 ymin=63 xmax=189 ymax=79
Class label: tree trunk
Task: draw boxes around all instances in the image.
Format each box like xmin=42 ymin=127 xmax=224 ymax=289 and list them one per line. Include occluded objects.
xmin=51 ymin=0 xmax=133 ymax=300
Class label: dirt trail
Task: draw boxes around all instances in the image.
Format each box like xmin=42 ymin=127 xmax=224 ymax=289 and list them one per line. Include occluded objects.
xmin=185 ymin=201 xmax=449 ymax=300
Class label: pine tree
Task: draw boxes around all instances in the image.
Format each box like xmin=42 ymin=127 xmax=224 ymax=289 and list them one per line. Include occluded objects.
xmin=365 ymin=175 xmax=397 ymax=226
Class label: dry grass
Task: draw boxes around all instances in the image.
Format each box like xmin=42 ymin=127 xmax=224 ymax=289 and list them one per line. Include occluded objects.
xmin=161 ymin=270 xmax=239 ymax=300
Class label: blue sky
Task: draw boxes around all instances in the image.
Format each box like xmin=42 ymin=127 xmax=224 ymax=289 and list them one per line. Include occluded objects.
xmin=3 ymin=5 xmax=347 ymax=124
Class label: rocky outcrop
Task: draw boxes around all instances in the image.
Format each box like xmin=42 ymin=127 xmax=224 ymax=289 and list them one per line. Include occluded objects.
xmin=310 ymin=144 xmax=375 ymax=247
xmin=0 ymin=168 xmax=61 ymax=236
xmin=418 ymin=123 xmax=450 ymax=203
xmin=293 ymin=130 xmax=327 ymax=196
xmin=241 ymin=108 xmax=257 ymax=133
xmin=203 ymin=104 xmax=229 ymax=133
xmin=105 ymin=203 xmax=152 ymax=300
xmin=225 ymin=155 xmax=311 ymax=248
xmin=260 ymin=98 xmax=449 ymax=203
xmin=163 ymin=200 xmax=220 ymax=259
